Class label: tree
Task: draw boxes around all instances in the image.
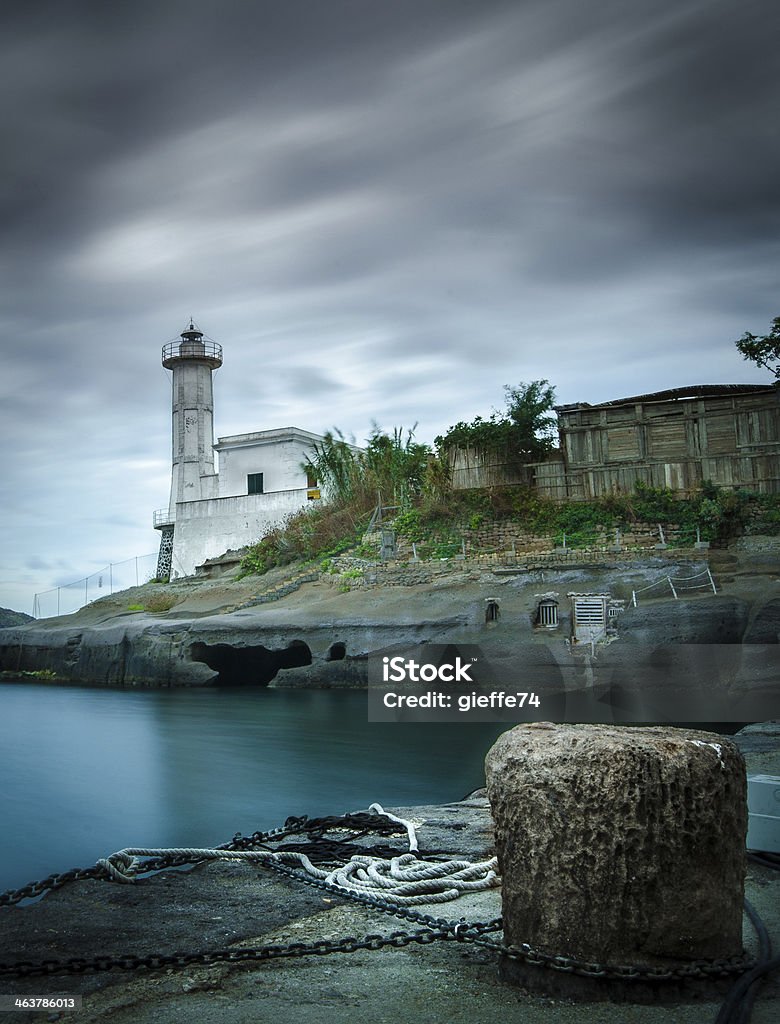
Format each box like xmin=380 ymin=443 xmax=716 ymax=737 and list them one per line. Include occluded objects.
xmin=503 ymin=380 xmax=557 ymax=460
xmin=435 ymin=380 xmax=557 ymax=468
xmin=735 ymin=316 xmax=780 ymax=377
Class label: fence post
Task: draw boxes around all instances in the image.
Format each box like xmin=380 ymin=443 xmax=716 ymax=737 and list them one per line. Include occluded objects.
xmin=707 ymin=568 xmax=717 ymax=594
xmin=667 ymin=576 xmax=678 ymax=599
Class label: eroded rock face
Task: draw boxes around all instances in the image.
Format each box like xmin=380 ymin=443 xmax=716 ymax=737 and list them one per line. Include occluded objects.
xmin=485 ymin=724 xmax=746 ymax=966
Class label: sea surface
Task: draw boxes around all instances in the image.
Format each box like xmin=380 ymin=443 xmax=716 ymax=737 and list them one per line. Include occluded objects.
xmin=0 ymin=682 xmax=508 ymax=893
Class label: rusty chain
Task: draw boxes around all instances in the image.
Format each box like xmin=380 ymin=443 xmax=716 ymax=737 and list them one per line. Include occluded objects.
xmin=0 ymin=812 xmax=406 ymax=908
xmin=0 ymin=812 xmax=761 ymax=984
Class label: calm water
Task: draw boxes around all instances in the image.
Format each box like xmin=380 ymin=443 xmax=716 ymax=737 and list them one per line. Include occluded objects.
xmin=0 ymin=682 xmax=508 ymax=893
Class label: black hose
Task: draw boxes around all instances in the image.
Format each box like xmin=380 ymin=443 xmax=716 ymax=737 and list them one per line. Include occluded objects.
xmin=748 ymin=850 xmax=780 ymax=870
xmin=715 ymin=898 xmax=777 ymax=1024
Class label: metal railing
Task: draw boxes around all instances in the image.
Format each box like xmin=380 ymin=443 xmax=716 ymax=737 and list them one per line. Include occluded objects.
xmin=153 ymin=508 xmax=175 ymax=528
xmin=161 ymin=339 xmax=222 ymax=368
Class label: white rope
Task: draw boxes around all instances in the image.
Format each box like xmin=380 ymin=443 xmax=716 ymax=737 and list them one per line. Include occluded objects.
xmin=323 ymin=852 xmax=499 ymax=904
xmin=367 ymin=802 xmax=419 ymax=853
xmin=95 ymin=803 xmax=500 ymax=905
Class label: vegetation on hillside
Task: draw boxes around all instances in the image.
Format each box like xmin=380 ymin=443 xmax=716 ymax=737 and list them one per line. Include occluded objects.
xmin=239 ymin=471 xmax=780 ymax=577
xmin=381 ymin=479 xmax=779 ymax=556
xmin=239 ymin=425 xmax=445 ymax=576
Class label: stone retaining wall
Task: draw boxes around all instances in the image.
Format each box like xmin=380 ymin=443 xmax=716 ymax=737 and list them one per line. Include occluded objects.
xmin=733 ymin=534 xmax=780 ymax=553
xmin=382 ymin=521 xmax=693 ymax=563
xmin=326 ymin=545 xmax=705 ymax=589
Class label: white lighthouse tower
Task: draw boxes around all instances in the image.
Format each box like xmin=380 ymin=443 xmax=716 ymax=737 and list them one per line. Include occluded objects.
xmin=154 ymin=321 xmax=223 ymax=579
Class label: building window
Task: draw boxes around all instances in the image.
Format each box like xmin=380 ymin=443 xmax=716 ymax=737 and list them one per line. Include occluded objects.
xmin=247 ymin=472 xmax=264 ymax=495
xmin=536 ymin=599 xmax=559 ymax=628
xmin=306 ymin=468 xmax=320 ymax=500
xmin=485 ymin=599 xmax=501 ymax=623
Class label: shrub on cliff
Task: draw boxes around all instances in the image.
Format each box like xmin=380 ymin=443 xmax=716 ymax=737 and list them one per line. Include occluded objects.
xmin=239 ymin=503 xmax=367 ymax=576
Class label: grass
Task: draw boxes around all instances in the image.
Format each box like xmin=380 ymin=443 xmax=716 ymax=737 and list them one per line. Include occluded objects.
xmin=127 ymin=593 xmax=180 ymax=613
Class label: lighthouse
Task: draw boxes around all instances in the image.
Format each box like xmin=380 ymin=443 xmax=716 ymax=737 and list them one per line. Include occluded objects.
xmin=151 ymin=322 xmax=334 ymax=580
xmin=154 ymin=321 xmax=223 ymax=579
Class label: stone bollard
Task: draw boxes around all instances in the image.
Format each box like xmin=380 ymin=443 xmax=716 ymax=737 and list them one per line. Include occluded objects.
xmin=484 ymin=723 xmax=747 ymax=1002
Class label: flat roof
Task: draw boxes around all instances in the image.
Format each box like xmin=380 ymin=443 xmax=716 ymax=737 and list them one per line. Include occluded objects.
xmin=214 ymin=426 xmax=328 ymax=449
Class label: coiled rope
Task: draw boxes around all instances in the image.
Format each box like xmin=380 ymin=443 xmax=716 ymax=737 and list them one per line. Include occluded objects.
xmin=95 ymin=803 xmax=499 ymax=906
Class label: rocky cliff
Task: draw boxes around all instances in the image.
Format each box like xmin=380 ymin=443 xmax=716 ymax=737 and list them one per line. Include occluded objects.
xmin=1 ymin=551 xmax=778 ymax=721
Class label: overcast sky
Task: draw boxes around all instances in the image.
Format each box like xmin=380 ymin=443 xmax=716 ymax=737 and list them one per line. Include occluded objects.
xmin=1 ymin=0 xmax=778 ymax=614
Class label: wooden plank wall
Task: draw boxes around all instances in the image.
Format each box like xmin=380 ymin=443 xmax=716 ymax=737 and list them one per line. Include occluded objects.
xmin=447 ymin=447 xmax=533 ymax=489
xmin=449 ymin=389 xmax=780 ymax=500
xmin=531 ymin=458 xmax=569 ymax=500
xmin=554 ymin=390 xmax=780 ymax=499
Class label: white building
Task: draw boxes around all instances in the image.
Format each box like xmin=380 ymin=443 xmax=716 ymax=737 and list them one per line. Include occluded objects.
xmin=154 ymin=323 xmax=326 ymax=579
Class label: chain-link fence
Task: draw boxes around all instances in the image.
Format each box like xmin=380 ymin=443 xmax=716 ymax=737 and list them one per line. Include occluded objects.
xmin=32 ymin=553 xmax=158 ymax=619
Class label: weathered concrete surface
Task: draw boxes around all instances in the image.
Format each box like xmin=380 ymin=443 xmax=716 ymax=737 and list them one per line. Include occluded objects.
xmin=484 ymin=724 xmax=747 ymax=999
xmin=0 ymin=731 xmax=778 ymax=1024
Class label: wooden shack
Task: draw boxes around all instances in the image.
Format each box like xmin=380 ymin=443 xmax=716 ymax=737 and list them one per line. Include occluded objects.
xmin=552 ymin=384 xmax=780 ymax=500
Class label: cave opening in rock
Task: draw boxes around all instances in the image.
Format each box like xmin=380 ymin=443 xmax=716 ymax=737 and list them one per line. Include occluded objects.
xmin=189 ymin=640 xmax=312 ymax=686
xmin=327 ymin=642 xmax=346 ymax=661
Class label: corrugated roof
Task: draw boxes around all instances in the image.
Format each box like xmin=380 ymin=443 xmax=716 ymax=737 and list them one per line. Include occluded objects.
xmin=555 ymin=383 xmax=776 ymax=414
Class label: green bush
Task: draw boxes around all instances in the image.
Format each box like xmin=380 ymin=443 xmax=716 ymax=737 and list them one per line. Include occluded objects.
xmin=352 ymin=542 xmax=377 ymax=559
xmin=239 ymin=504 xmax=368 ymax=577
xmin=143 ymin=593 xmax=179 ymax=613
xmin=430 ymin=540 xmax=462 ymax=559
xmin=391 ymin=507 xmax=425 ymax=541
